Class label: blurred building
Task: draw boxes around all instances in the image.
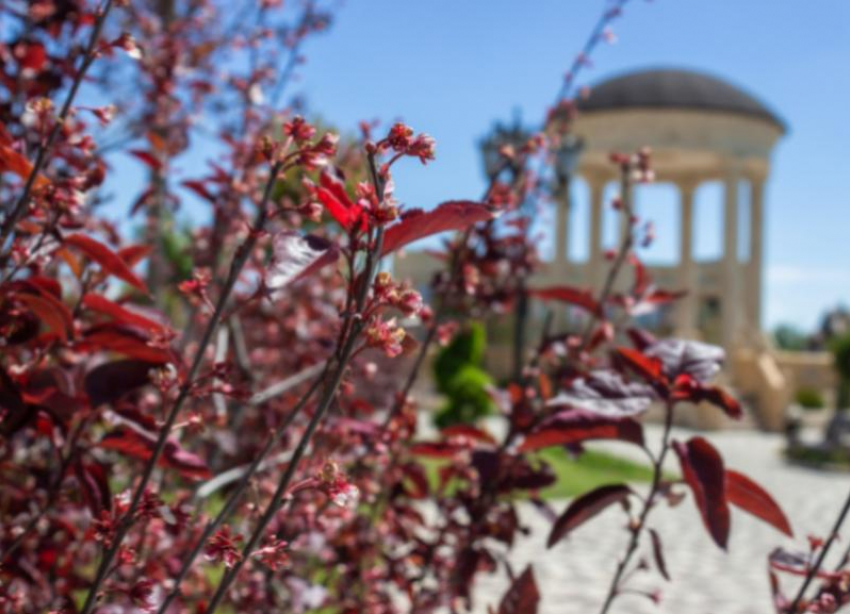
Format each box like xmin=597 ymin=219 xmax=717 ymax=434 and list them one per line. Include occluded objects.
xmin=396 ymin=68 xmax=836 ymax=431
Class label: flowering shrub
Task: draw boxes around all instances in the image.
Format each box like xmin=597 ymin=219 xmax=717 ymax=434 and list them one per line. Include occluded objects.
xmin=0 ymin=1 xmax=846 ymax=614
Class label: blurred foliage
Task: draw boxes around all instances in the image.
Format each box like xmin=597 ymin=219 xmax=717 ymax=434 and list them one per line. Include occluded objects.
xmin=795 ymin=387 xmax=826 ymax=410
xmin=433 ymin=322 xmax=494 ymax=427
xmin=831 ymin=332 xmax=850 ymax=410
xmin=773 ymin=324 xmax=809 ymax=351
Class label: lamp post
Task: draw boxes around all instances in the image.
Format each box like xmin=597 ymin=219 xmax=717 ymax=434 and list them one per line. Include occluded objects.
xmin=479 ymin=113 xmax=531 ymax=185
xmin=552 ymin=135 xmax=584 ymax=258
xmin=551 ymin=135 xmax=584 ymax=331
xmin=479 ymin=114 xmax=532 ymax=379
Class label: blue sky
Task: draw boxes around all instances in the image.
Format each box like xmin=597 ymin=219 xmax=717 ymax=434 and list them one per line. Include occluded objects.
xmin=287 ymin=0 xmax=850 ymax=332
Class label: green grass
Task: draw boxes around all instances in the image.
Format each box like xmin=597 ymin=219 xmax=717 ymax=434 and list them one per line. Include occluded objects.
xmin=537 ymin=447 xmax=658 ymax=499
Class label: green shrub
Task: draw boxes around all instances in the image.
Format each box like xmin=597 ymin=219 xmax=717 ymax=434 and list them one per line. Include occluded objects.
xmin=432 ymin=322 xmax=493 ymax=426
xmin=795 ymin=387 xmax=825 ymax=410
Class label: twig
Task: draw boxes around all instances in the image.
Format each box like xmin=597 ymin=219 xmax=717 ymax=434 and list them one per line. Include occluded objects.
xmin=269 ymin=4 xmax=314 ymax=108
xmin=79 ymin=161 xmax=283 ymax=614
xmin=0 ymin=0 xmax=115 ymax=263
xmin=786 ymin=487 xmax=850 ymax=613
xmin=200 ymin=152 xmax=388 ymax=614
xmin=248 ymin=361 xmax=327 ymax=406
xmin=155 ymin=370 xmax=325 ymax=614
xmin=598 ymin=402 xmax=675 ymax=614
xmin=553 ymin=0 xmax=630 ymax=105
xmin=580 ymin=162 xmax=633 ymax=346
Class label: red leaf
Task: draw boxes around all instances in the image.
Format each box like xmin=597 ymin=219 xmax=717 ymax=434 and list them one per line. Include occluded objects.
xmin=79 ymin=324 xmax=173 ymax=364
xmin=529 ymin=286 xmax=602 ymax=316
xmin=379 ymin=201 xmax=493 ymax=256
xmin=118 ymin=244 xmax=152 ymax=267
xmin=615 ymin=346 xmax=666 ymax=384
xmin=64 ymin=234 xmax=148 ymax=293
xmin=498 ymin=565 xmax=540 ymax=614
xmin=401 ymin=462 xmax=430 ymax=499
xmin=82 ymin=294 xmax=167 ymax=333
xmin=519 ymin=410 xmax=644 ymax=452
xmin=0 ymin=144 xmax=49 ymax=188
xmin=726 ymin=469 xmax=792 ymax=536
xmin=317 ymin=171 xmax=365 ymax=231
xmin=674 ymin=437 xmax=730 ymax=549
xmin=182 ymin=179 xmax=216 ymax=202
xmin=547 ymin=484 xmax=632 ymax=548
xmin=74 ymin=460 xmax=112 ymax=515
xmin=439 ymin=423 xmax=497 ymax=445
xmin=409 ymin=441 xmax=466 ymax=459
xmin=128 ymin=149 xmax=163 ymax=171
xmin=695 ymin=385 xmax=743 ymax=420
xmin=99 ymin=426 xmax=211 ymax=480
xmin=15 ymin=292 xmax=72 ymax=342
xmin=649 ymin=528 xmax=671 ymax=581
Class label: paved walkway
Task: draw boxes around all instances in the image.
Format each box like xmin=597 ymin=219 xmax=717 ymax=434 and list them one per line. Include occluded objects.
xmin=471 ymin=426 xmax=850 ymax=614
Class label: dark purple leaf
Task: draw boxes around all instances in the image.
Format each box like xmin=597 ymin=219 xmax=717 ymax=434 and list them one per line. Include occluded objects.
xmin=505 ymin=458 xmax=557 ymax=492
xmin=0 ymin=366 xmax=29 ymax=436
xmin=409 ymin=441 xmax=466 ymax=459
xmin=547 ymin=484 xmax=632 ymax=548
xmin=74 ymin=460 xmax=112 ymax=515
xmin=546 ymin=370 xmax=655 ymax=417
xmin=649 ymin=528 xmax=670 ymax=581
xmin=644 ymin=339 xmax=725 ymax=384
xmin=84 ymin=360 xmax=154 ymax=407
xmin=519 ymin=410 xmax=644 ymax=452
xmin=99 ymin=426 xmax=211 ymax=480
xmin=674 ymin=437 xmax=730 ymax=549
xmin=498 ymin=565 xmax=540 ymax=614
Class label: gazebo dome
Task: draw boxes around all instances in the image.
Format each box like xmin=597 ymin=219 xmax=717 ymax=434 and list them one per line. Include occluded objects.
xmin=577 ymin=68 xmax=785 ymax=132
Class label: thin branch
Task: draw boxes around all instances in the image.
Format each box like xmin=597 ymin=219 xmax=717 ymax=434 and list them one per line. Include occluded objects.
xmin=598 ymin=401 xmax=676 ymax=614
xmin=786 ymin=487 xmax=850 ymax=613
xmin=79 ymin=160 xmax=283 ymax=614
xmin=553 ymin=0 xmax=630 ymax=105
xmin=248 ymin=361 xmax=327 ymax=406
xmin=269 ymin=4 xmax=314 ymax=108
xmin=201 ymin=153 xmax=388 ymax=614
xmin=154 ymin=369 xmax=326 ymax=614
xmin=0 ymin=0 xmax=115 ymax=262
xmin=580 ymin=163 xmax=633 ymax=346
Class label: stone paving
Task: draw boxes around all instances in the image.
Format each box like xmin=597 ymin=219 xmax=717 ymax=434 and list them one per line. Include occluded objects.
xmin=471 ymin=426 xmax=850 ymax=614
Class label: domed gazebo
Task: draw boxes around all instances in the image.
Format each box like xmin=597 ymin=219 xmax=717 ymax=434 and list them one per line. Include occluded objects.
xmin=396 ymin=67 xmax=812 ymax=430
xmin=557 ymin=68 xmax=785 ymax=352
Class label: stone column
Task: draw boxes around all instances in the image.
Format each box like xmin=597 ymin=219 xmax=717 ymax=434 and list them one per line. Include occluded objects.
xmin=748 ymin=176 xmax=765 ymax=335
xmin=554 ymin=178 xmax=569 ymax=264
xmin=675 ymin=179 xmax=698 ymax=337
xmin=721 ymin=165 xmax=741 ymax=352
xmin=588 ymin=175 xmax=606 ymax=290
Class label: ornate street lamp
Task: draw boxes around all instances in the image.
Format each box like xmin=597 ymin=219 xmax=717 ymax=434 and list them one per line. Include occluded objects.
xmin=553 ymin=134 xmax=585 ymax=193
xmin=479 ymin=113 xmax=531 ymax=184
